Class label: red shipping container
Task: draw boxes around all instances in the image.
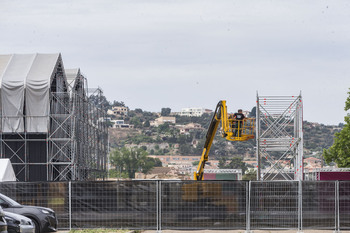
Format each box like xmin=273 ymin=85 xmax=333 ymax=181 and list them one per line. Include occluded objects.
xmin=203 ymin=173 xmax=216 ymax=180
xmin=319 ymin=172 xmax=350 ymax=180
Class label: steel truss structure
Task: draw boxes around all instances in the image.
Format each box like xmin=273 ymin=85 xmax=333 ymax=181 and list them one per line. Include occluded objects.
xmin=256 ymin=93 xmax=303 ymax=181
xmin=0 ymin=64 xmax=108 ymax=181
xmin=47 ymin=70 xmax=108 ymax=181
xmin=204 ymin=169 xmax=242 ymax=174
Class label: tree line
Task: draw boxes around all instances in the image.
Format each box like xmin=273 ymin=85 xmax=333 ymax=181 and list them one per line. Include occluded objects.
xmin=323 ymin=89 xmax=350 ymax=167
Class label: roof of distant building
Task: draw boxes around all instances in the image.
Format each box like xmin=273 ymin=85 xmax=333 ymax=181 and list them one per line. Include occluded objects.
xmin=148 ymin=167 xmax=172 ymax=174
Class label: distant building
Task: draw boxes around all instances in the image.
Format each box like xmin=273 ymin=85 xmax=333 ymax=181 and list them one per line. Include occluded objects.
xmin=135 ymin=167 xmax=179 ymax=180
xmin=149 ymin=155 xmax=200 ymax=166
xmin=114 ymin=120 xmax=124 ymax=125
xmin=107 ymin=106 xmax=129 ymax=116
xmin=179 ymin=108 xmax=212 ymax=117
xmin=303 ymin=157 xmax=322 ymax=170
xmin=148 ymin=155 xmax=219 ymax=169
xmin=244 ymin=160 xmax=258 ymax=167
xmin=114 ymin=120 xmax=134 ymax=129
xmin=150 ymin=116 xmax=176 ymax=127
xmin=175 ymin=123 xmax=203 ymax=135
xmin=98 ymin=117 xmax=112 ymax=123
xmin=203 ymin=169 xmax=242 ymax=180
xmin=145 ymin=155 xmax=220 ymax=179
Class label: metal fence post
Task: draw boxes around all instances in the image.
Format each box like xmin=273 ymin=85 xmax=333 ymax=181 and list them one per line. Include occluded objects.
xmin=245 ymin=181 xmax=251 ymax=233
xmin=157 ymin=180 xmax=162 ymax=233
xmin=156 ymin=180 xmax=158 ymax=232
xmin=336 ymin=181 xmax=340 ymax=232
xmin=298 ymin=180 xmax=303 ymax=233
xmin=69 ymin=181 xmax=72 ymax=231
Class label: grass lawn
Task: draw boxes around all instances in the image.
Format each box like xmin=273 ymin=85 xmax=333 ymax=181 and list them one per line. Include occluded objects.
xmin=69 ymin=229 xmax=134 ymax=233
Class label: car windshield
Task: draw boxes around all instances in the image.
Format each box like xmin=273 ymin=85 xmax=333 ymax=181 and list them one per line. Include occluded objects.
xmin=0 ymin=194 xmax=21 ymax=206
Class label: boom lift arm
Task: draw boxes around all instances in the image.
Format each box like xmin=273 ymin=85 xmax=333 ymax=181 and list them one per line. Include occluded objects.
xmin=194 ymin=101 xmax=224 ymax=181
xmin=194 ymin=100 xmax=255 ymax=180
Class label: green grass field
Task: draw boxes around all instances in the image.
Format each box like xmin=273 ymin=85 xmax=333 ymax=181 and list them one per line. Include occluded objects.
xmin=69 ymin=229 xmax=133 ymax=233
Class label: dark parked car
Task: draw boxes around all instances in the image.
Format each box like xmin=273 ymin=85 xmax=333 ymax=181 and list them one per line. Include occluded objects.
xmin=4 ymin=211 xmax=35 ymax=233
xmin=3 ymin=211 xmax=20 ymax=233
xmin=0 ymin=193 xmax=57 ymax=233
xmin=0 ymin=207 xmax=7 ymax=233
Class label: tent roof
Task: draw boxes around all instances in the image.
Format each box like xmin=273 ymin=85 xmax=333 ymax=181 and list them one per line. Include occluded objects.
xmin=0 ymin=54 xmax=61 ymax=88
xmin=0 ymin=53 xmax=67 ymax=133
xmin=65 ymin=68 xmax=86 ymax=97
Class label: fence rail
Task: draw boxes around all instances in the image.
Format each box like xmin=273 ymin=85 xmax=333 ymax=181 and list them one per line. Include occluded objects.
xmin=0 ymin=180 xmax=348 ymax=231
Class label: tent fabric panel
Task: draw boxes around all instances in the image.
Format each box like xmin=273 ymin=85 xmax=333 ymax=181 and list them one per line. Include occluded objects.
xmin=65 ymin=68 xmax=79 ymax=96
xmin=0 ymin=55 xmax=12 ymax=132
xmin=26 ymin=53 xmax=59 ymax=132
xmin=0 ymin=158 xmax=16 ymax=182
xmin=66 ymin=68 xmax=86 ymax=99
xmin=65 ymin=68 xmax=79 ymax=88
xmin=0 ymin=54 xmax=12 ymax=87
xmin=1 ymin=54 xmax=36 ymax=133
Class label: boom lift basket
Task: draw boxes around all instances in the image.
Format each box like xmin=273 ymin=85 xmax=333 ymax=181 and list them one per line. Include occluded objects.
xmin=224 ymin=118 xmax=255 ymax=141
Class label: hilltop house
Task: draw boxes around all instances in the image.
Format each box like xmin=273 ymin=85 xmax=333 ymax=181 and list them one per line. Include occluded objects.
xmin=150 ymin=116 xmax=176 ymax=127
xmin=179 ymin=107 xmax=212 ymax=117
xmin=107 ymin=106 xmax=129 ymax=117
xmin=175 ymin=123 xmax=203 ymax=135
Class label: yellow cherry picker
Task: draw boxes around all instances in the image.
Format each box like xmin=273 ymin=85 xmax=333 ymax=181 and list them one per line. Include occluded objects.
xmin=194 ymin=100 xmax=255 ymax=180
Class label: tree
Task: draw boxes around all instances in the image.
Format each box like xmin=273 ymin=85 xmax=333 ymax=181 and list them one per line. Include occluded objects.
xmin=242 ymin=169 xmax=257 ymax=180
xmin=105 ymin=119 xmax=114 ymax=128
xmin=153 ymin=158 xmax=163 ymax=167
xmin=192 ymin=161 xmax=200 ymax=166
xmin=88 ymin=92 xmax=111 ymax=112
xmin=144 ymin=120 xmax=150 ymax=127
xmin=179 ymin=144 xmax=192 ymax=155
xmin=130 ymin=116 xmax=142 ymax=128
xmin=110 ymin=147 xmax=158 ymax=178
xmin=248 ymin=106 xmax=256 ymax=118
xmin=111 ymin=100 xmax=125 ymax=107
xmin=134 ymin=108 xmax=143 ymax=114
xmin=323 ymin=89 xmax=350 ymax=167
xmin=140 ymin=157 xmax=162 ymax=174
xmin=161 ymin=107 xmax=171 ymax=116
xmin=158 ymin=122 xmax=170 ymax=132
xmin=220 ymin=156 xmax=248 ymax=174
xmin=218 ymin=158 xmax=227 ymax=168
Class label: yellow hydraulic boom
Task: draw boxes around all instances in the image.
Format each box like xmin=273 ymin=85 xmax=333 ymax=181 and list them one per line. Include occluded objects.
xmin=194 ymin=100 xmax=255 ymax=180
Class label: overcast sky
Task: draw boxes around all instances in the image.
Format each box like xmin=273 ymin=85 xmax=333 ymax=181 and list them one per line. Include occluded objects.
xmin=1 ymin=0 xmax=349 ymax=125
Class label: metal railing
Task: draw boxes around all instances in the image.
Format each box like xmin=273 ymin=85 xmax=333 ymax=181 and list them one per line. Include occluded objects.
xmin=0 ymin=180 xmax=348 ymax=232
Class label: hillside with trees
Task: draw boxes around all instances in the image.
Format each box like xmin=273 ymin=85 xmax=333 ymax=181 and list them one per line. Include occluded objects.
xmin=106 ymin=104 xmax=342 ymax=161
xmin=100 ymin=95 xmax=344 ymax=178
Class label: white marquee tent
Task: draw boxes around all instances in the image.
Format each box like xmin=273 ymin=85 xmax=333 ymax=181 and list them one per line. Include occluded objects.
xmin=0 ymin=53 xmax=108 ymax=181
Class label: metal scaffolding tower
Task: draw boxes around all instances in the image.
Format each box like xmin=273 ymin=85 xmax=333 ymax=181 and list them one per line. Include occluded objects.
xmin=256 ymin=93 xmax=303 ymax=181
xmin=47 ymin=70 xmax=108 ymax=181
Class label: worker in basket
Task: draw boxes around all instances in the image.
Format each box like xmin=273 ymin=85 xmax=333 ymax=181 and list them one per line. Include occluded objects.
xmin=233 ymin=109 xmax=245 ymax=137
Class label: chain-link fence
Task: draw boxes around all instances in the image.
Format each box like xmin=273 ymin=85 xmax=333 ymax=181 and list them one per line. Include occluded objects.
xmin=0 ymin=180 xmax=349 ymax=231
